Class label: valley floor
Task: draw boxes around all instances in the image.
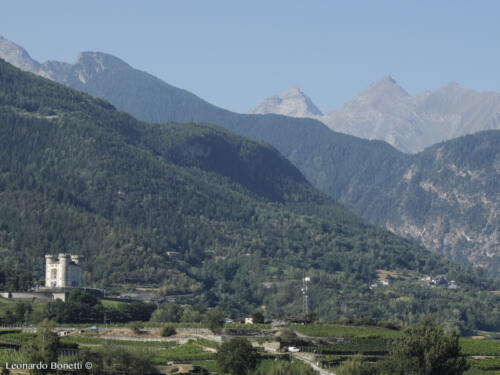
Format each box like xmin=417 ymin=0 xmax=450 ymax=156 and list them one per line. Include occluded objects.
xmin=1 ymin=323 xmax=499 ymax=374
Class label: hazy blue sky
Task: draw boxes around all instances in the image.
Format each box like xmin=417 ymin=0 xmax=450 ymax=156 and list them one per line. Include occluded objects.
xmin=1 ymin=1 xmax=499 ymax=113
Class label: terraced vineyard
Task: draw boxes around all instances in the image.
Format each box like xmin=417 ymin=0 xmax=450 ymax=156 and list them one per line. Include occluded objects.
xmin=1 ymin=325 xmax=499 ymax=374
xmin=460 ymin=338 xmax=500 ymax=375
xmin=296 ymin=324 xmax=500 ymax=375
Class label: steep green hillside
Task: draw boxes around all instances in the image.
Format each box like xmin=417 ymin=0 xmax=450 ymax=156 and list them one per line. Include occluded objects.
xmin=0 ymin=59 xmax=498 ymax=330
xmin=52 ymin=53 xmax=499 ymax=277
xmin=1 ymin=41 xmax=496 ymax=276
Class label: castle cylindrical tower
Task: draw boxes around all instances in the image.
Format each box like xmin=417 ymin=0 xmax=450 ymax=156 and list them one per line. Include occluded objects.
xmin=45 ymin=254 xmax=56 ymax=287
xmin=58 ymin=253 xmax=70 ymax=288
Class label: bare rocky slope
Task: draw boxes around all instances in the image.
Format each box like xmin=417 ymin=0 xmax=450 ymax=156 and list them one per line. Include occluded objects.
xmin=353 ymin=131 xmax=499 ymax=274
xmin=248 ymin=86 xmax=323 ymax=117
xmin=251 ymin=77 xmax=500 ymax=154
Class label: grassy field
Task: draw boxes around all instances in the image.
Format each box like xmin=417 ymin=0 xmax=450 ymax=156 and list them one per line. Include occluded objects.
xmin=294 ymin=323 xmax=402 ymax=338
xmin=151 ymin=341 xmax=216 ymax=363
xmin=461 ymin=339 xmax=500 ymax=356
xmin=60 ymin=335 xmax=178 ymax=348
xmin=255 ymin=359 xmax=315 ymax=374
xmin=193 ymin=337 xmax=220 ymax=350
xmin=0 ymin=348 xmax=27 ymax=363
xmin=316 ymin=337 xmax=391 ymax=355
xmin=0 ymin=330 xmax=36 ymax=345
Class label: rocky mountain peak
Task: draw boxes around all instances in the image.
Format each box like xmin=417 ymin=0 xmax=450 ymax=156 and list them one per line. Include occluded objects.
xmin=70 ymin=51 xmax=131 ymax=84
xmin=281 ymin=85 xmax=302 ymax=97
xmin=0 ymin=35 xmax=40 ymax=73
xmin=75 ymin=51 xmax=129 ymax=69
xmin=248 ymin=86 xmax=322 ymax=117
xmin=430 ymin=81 xmax=467 ymax=96
xmin=358 ymin=75 xmax=411 ymax=101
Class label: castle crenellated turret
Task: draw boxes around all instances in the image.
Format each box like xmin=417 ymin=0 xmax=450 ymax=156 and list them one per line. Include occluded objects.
xmin=45 ymin=253 xmax=82 ymax=288
xmin=45 ymin=254 xmax=57 ymax=288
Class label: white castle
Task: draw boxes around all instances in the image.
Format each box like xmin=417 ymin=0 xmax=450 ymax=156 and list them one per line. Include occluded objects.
xmin=45 ymin=253 xmax=82 ymax=288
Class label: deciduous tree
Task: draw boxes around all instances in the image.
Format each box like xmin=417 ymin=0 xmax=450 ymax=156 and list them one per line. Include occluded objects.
xmin=379 ymin=316 xmax=468 ymax=375
xmin=203 ymin=307 xmax=225 ymax=334
xmin=217 ymin=337 xmax=258 ymax=375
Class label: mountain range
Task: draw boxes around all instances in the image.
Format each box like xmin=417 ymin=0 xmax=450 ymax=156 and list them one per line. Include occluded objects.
xmin=0 ymin=35 xmax=498 ymax=277
xmin=4 ymin=58 xmax=499 ymax=329
xmin=250 ymin=77 xmax=500 ymax=154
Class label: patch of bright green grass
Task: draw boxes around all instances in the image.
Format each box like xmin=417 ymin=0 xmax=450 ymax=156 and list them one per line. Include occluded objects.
xmin=193 ymin=338 xmax=219 ymax=349
xmin=294 ymin=324 xmax=401 ymax=338
xmin=60 ymin=336 xmax=178 ymax=348
xmin=151 ymin=342 xmax=216 ymax=364
xmin=0 ymin=332 xmax=35 ymax=345
xmin=0 ymin=349 xmax=27 ymax=363
xmin=460 ymin=339 xmax=500 ymax=356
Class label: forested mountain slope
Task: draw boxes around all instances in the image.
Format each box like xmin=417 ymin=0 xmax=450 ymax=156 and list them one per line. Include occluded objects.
xmin=1 ymin=59 xmax=499 ymax=330
xmin=0 ymin=37 xmax=498 ymax=277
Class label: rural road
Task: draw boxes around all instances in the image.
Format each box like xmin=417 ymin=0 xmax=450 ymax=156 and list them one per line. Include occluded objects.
xmin=292 ymin=352 xmax=335 ymax=375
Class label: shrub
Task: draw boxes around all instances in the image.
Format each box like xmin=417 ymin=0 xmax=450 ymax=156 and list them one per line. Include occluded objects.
xmin=128 ymin=321 xmax=143 ymax=334
xmin=161 ymin=326 xmax=176 ymax=337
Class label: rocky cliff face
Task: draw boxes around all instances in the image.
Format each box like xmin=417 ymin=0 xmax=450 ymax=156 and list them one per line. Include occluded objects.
xmin=384 ymin=133 xmax=499 ymax=273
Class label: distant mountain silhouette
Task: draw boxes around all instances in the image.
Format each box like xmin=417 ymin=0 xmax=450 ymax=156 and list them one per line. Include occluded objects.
xmin=251 ymin=76 xmax=500 ymax=154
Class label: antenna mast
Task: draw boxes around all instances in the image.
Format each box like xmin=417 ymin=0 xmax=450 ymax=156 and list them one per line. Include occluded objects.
xmin=302 ymin=276 xmax=310 ymax=318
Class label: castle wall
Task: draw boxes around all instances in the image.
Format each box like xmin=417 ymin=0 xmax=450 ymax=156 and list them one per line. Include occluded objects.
xmin=69 ymin=264 xmax=82 ymax=287
xmin=45 ymin=253 xmax=82 ymax=289
xmin=0 ymin=292 xmax=54 ymax=300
